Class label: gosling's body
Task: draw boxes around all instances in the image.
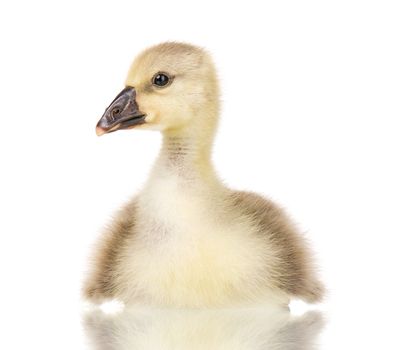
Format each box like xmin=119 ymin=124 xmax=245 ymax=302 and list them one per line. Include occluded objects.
xmin=84 ymin=42 xmax=324 ymax=307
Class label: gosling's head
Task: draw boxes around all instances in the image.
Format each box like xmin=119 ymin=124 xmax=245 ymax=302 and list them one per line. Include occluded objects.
xmin=96 ymin=42 xmax=219 ymax=137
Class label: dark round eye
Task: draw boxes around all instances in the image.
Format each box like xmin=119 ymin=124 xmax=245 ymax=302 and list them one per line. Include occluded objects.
xmin=152 ymin=73 xmax=171 ymax=87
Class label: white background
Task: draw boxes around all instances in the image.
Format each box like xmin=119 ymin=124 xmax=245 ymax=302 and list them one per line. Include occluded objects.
xmin=0 ymin=0 xmax=402 ymax=348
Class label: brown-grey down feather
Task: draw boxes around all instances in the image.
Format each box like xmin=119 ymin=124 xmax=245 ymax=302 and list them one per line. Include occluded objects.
xmin=83 ymin=199 xmax=137 ymax=300
xmin=228 ymin=190 xmax=324 ymax=303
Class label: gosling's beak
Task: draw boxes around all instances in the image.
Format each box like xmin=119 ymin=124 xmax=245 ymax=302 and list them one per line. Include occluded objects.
xmin=96 ymin=87 xmax=145 ymax=136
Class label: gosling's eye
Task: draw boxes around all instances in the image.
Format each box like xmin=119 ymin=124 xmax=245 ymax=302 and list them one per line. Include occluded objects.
xmin=152 ymin=72 xmax=171 ymax=87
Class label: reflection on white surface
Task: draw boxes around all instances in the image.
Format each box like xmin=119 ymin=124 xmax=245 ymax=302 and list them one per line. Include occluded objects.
xmin=83 ymin=304 xmax=324 ymax=350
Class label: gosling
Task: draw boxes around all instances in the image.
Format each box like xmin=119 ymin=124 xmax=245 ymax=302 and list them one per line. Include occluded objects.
xmin=84 ymin=42 xmax=324 ymax=307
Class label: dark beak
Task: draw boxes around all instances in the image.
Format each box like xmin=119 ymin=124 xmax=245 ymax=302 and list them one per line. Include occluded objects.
xmin=96 ymin=87 xmax=145 ymax=136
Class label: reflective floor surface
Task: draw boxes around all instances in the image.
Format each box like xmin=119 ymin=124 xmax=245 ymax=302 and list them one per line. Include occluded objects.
xmin=83 ymin=304 xmax=324 ymax=350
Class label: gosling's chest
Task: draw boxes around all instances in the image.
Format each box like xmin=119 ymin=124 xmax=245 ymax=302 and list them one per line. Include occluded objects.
xmin=137 ymin=174 xmax=217 ymax=238
xmin=116 ymin=176 xmax=269 ymax=305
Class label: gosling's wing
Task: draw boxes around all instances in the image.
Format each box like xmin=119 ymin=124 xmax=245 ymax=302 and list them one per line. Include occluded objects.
xmin=229 ymin=190 xmax=324 ymax=303
xmin=83 ymin=198 xmax=138 ymax=301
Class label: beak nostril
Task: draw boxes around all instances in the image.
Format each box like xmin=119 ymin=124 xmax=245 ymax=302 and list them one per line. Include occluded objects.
xmin=110 ymin=107 xmax=121 ymax=122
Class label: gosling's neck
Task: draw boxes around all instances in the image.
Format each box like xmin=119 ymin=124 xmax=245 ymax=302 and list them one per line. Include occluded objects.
xmin=151 ymin=118 xmax=219 ymax=186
